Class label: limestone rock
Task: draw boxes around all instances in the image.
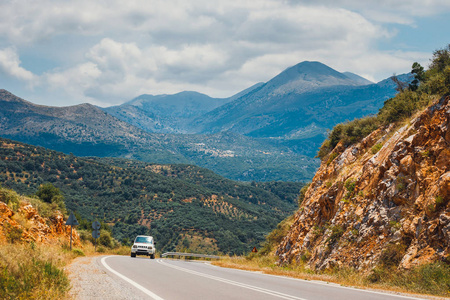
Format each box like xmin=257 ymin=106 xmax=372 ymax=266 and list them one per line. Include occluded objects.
xmin=0 ymin=199 xmax=80 ymax=246
xmin=277 ymin=95 xmax=450 ymax=270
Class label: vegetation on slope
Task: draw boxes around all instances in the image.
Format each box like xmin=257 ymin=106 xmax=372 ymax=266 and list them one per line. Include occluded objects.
xmin=0 ymin=139 xmax=303 ymax=255
xmin=0 ymin=185 xmax=131 ymax=299
xmin=0 ymin=186 xmax=69 ymax=299
xmin=317 ymin=44 xmax=450 ymax=159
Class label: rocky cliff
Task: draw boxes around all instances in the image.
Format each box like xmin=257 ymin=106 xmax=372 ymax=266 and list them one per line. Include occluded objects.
xmin=0 ymin=191 xmax=80 ymax=246
xmin=277 ymin=95 xmax=450 ymax=270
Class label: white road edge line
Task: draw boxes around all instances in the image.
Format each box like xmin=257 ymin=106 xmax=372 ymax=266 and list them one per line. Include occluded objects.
xmin=200 ymin=261 xmax=425 ymax=300
xmin=100 ymin=256 xmax=165 ymax=300
xmin=157 ymin=259 xmax=307 ymax=300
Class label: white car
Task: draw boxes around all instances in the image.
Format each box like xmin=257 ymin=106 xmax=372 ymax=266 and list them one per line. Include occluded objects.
xmin=130 ymin=235 xmax=156 ymax=259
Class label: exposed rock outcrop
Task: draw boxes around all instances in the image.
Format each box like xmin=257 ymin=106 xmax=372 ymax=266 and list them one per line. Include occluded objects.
xmin=0 ymin=198 xmax=80 ymax=246
xmin=277 ymin=95 xmax=450 ymax=270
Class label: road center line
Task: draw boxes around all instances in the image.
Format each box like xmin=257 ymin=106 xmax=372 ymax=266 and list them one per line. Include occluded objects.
xmin=100 ymin=256 xmax=165 ymax=300
xmin=157 ymin=259 xmax=307 ymax=300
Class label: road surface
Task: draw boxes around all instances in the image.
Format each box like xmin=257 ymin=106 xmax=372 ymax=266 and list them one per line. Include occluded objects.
xmin=97 ymin=256 xmax=425 ymax=300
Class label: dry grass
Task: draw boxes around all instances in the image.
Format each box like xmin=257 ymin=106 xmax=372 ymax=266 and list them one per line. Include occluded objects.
xmin=214 ymin=255 xmax=345 ymax=283
xmin=0 ymin=243 xmax=73 ymax=299
xmin=0 ymin=238 xmax=132 ymax=300
xmin=213 ymin=255 xmax=450 ymax=298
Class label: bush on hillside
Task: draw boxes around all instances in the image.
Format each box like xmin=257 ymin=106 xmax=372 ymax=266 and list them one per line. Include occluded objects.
xmin=35 ymin=183 xmax=66 ymax=214
xmin=318 ymin=43 xmax=450 ymax=160
xmin=317 ymin=116 xmax=379 ymax=159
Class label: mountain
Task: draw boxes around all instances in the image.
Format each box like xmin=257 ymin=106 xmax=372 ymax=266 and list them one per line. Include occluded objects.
xmin=188 ymin=62 xmax=408 ymax=156
xmin=0 ymin=61 xmax=404 ymax=181
xmin=104 ymin=91 xmax=231 ymax=134
xmin=0 ymin=89 xmax=167 ymax=157
xmin=0 ymin=137 xmax=303 ymax=254
xmin=276 ymin=94 xmax=450 ymax=270
xmin=0 ymin=89 xmax=318 ymax=182
xmin=103 ymin=83 xmax=264 ymax=134
xmin=342 ymin=72 xmax=373 ymax=85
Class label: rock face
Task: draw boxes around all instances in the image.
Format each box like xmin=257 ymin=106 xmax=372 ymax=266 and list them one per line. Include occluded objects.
xmin=0 ymin=199 xmax=80 ymax=246
xmin=277 ymin=95 xmax=450 ymax=270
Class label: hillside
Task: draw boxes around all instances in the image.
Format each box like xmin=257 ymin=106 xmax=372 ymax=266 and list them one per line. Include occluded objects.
xmin=277 ymin=94 xmax=450 ymax=271
xmin=0 ymin=186 xmax=79 ymax=246
xmin=0 ymin=138 xmax=303 ymax=254
xmin=276 ymin=46 xmax=450 ymax=272
xmin=0 ymin=89 xmax=318 ymax=182
xmin=0 ymin=186 xmax=83 ymax=299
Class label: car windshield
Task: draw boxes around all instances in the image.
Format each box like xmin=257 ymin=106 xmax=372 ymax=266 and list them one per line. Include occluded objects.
xmin=135 ymin=236 xmax=153 ymax=244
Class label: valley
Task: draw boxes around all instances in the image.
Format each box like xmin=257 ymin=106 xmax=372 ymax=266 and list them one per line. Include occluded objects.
xmin=0 ymin=137 xmax=303 ymax=254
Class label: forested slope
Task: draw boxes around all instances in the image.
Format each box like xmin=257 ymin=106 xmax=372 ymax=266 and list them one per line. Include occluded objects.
xmin=0 ymin=138 xmax=302 ymax=254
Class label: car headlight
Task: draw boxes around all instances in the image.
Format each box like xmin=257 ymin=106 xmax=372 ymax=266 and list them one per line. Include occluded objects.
xmin=133 ymin=245 xmax=137 ymax=248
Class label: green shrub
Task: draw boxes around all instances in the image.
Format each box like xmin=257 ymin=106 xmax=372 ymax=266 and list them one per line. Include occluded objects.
xmin=258 ymin=215 xmax=295 ymax=256
xmin=396 ymin=176 xmax=407 ymax=192
xmin=420 ymin=150 xmax=430 ymax=158
xmin=0 ymin=244 xmax=70 ymax=299
xmin=326 ymin=225 xmax=344 ymax=245
xmin=379 ymin=242 xmax=407 ymax=267
xmin=4 ymin=223 xmax=23 ymax=244
xmin=326 ymin=152 xmax=339 ymax=165
xmin=344 ymin=179 xmax=356 ymax=193
xmin=317 ymin=116 xmax=379 ymax=159
xmin=298 ymin=183 xmax=310 ymax=206
xmin=300 ymin=250 xmax=311 ymax=263
xmin=0 ymin=188 xmax=20 ymax=211
xmin=371 ymin=143 xmax=383 ymax=154
xmin=378 ymin=90 xmax=430 ymax=124
xmin=367 ymin=262 xmax=450 ymax=296
xmin=99 ymin=230 xmax=113 ymax=248
xmin=72 ymin=249 xmax=85 ymax=257
xmin=435 ymin=195 xmax=447 ymax=209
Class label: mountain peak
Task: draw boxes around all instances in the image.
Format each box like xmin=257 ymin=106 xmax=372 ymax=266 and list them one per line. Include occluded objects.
xmin=265 ymin=61 xmax=358 ymax=96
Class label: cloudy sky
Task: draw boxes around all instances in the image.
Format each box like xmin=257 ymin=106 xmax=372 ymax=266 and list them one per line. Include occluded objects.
xmin=0 ymin=0 xmax=449 ymax=107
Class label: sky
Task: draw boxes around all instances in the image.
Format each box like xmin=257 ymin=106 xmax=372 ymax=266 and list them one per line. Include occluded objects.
xmin=0 ymin=0 xmax=449 ymax=107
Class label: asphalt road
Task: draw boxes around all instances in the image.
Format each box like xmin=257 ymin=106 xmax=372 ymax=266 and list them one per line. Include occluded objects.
xmin=98 ymin=256 xmax=425 ymax=300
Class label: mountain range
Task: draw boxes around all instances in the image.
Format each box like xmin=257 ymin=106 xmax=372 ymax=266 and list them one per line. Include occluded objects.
xmin=0 ymin=61 xmax=407 ymax=181
xmin=103 ymin=61 xmax=407 ymax=157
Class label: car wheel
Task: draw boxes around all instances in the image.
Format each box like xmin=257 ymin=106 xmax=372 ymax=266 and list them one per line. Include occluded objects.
xmin=150 ymin=254 xmax=155 ymax=259
xmin=131 ymin=253 xmax=136 ymax=257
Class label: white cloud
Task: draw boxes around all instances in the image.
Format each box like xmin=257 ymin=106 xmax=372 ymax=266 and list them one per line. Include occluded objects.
xmin=0 ymin=0 xmax=447 ymax=106
xmin=298 ymin=0 xmax=450 ymax=23
xmin=0 ymin=48 xmax=36 ymax=82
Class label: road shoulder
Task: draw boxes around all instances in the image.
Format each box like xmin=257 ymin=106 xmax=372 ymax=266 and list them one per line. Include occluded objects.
xmin=67 ymin=255 xmax=146 ymax=300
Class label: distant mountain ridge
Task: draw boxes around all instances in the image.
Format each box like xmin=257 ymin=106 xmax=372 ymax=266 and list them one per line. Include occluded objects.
xmin=187 ymin=62 xmax=407 ymax=155
xmin=0 ymin=61 xmax=406 ymax=181
xmin=103 ymin=83 xmax=264 ymax=134
xmin=0 ymin=89 xmax=318 ymax=182
xmin=104 ymin=91 xmax=231 ymax=134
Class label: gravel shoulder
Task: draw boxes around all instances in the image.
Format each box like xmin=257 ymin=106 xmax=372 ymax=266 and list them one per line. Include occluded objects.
xmin=67 ymin=255 xmax=146 ymax=300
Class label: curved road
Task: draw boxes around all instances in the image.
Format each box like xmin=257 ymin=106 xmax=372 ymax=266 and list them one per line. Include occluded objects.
xmin=98 ymin=256 xmax=424 ymax=300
